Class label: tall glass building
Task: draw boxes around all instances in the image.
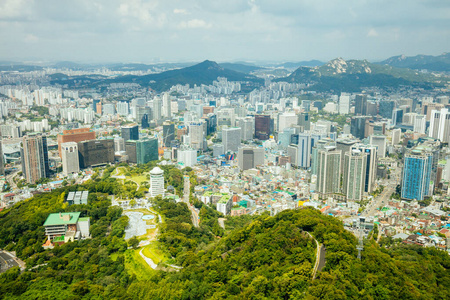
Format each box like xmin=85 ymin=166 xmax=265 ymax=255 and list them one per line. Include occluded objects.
xmin=401 ymin=150 xmax=433 ymax=200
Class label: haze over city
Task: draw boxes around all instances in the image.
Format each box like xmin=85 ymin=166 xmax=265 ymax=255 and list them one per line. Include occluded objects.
xmin=1 ymin=0 xmax=450 ymax=63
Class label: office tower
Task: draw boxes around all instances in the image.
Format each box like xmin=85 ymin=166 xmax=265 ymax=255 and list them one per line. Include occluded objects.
xmin=298 ymin=112 xmax=311 ymax=131
xmin=287 ymin=132 xmax=311 ymax=168
xmin=178 ymin=148 xmax=198 ymax=167
xmin=136 ymin=106 xmax=152 ymax=125
xmin=222 ymin=127 xmax=241 ymax=153
xmin=429 ymin=108 xmax=450 ymax=143
xmin=163 ymin=122 xmax=175 ymax=147
xmin=350 ymin=116 xmax=368 ymax=140
xmin=153 ymin=97 xmax=162 ymax=123
xmin=278 ymin=112 xmax=297 ymax=132
xmin=339 ymin=94 xmax=350 ymax=114
xmin=103 ymin=103 xmax=115 ymax=115
xmin=392 ymin=128 xmax=401 ymax=145
xmin=379 ymin=100 xmax=395 ymax=119
xmin=316 ymin=147 xmax=342 ymax=195
xmin=57 ymin=128 xmax=96 ymax=158
xmin=255 ymin=115 xmax=273 ymax=140
xmin=311 ymin=138 xmax=336 ymax=175
xmin=302 ymin=100 xmax=311 ymax=112
xmin=212 ymin=144 xmax=225 ymax=157
xmin=343 ymin=149 xmax=367 ymax=201
xmin=21 ymin=134 xmax=50 ymax=184
xmin=117 ymin=101 xmax=129 ymax=116
xmin=401 ymin=150 xmax=433 ymax=200
xmin=162 ymin=92 xmax=171 ymax=119
xmin=414 ymin=115 xmax=426 ymax=134
xmin=369 ymin=135 xmax=386 ymax=158
xmin=149 ymin=167 xmax=165 ymax=198
xmin=313 ymin=101 xmax=323 ymax=111
xmin=141 ymin=113 xmax=150 ymax=129
xmin=203 ymin=106 xmax=214 ymax=117
xmin=236 ymin=116 xmax=254 ymax=141
xmin=114 ymin=137 xmax=125 ymax=152
xmin=352 ymin=144 xmax=377 ymax=194
xmin=92 ymin=99 xmax=100 ymax=112
xmin=203 ymin=114 xmax=217 ymax=136
xmin=0 ymin=141 xmax=3 ymax=176
xmin=78 ymin=139 xmax=114 ymax=168
xmin=355 ymin=94 xmax=367 ymax=116
xmin=238 ymin=147 xmax=265 ymax=170
xmin=422 ymin=102 xmax=444 ymax=121
xmin=188 ymin=122 xmax=205 ymax=150
xmin=278 ymin=127 xmax=297 ymax=149
xmin=391 ymin=109 xmax=403 ymax=126
xmin=366 ymin=101 xmax=378 ymax=117
xmin=126 ymin=138 xmax=158 ymax=165
xmin=61 ymin=142 xmax=80 ymax=176
xmin=121 ymin=124 xmax=139 ymax=141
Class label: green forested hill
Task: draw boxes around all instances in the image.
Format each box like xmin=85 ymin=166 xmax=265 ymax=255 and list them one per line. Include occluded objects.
xmin=1 ymin=185 xmax=450 ymax=299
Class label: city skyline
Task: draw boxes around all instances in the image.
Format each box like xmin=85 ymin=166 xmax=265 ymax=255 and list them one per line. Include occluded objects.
xmin=1 ymin=0 xmax=450 ymax=63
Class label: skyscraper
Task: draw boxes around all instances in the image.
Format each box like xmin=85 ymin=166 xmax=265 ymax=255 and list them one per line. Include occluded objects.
xmin=0 ymin=140 xmax=4 ymax=176
xmin=78 ymin=139 xmax=115 ymax=168
xmin=236 ymin=116 xmax=254 ymax=141
xmin=162 ymin=92 xmax=171 ymax=119
xmin=61 ymin=142 xmax=80 ymax=176
xmin=287 ymin=132 xmax=311 ymax=168
xmin=222 ymin=127 xmax=241 ymax=153
xmin=254 ymin=115 xmax=273 ymax=140
xmin=316 ymin=146 xmax=342 ymax=195
xmin=369 ymin=135 xmax=386 ymax=158
xmin=153 ymin=97 xmax=162 ymax=123
xmin=21 ymin=134 xmax=50 ymax=184
xmin=298 ymin=112 xmax=311 ymax=131
xmin=350 ymin=116 xmax=368 ymax=140
xmin=355 ymin=94 xmax=367 ymax=116
xmin=379 ymin=100 xmax=395 ymax=119
xmin=121 ymin=124 xmax=139 ymax=141
xmin=339 ymin=94 xmax=350 ymax=115
xmin=352 ymin=144 xmax=377 ymax=194
xmin=401 ymin=150 xmax=433 ymax=200
xmin=126 ymin=138 xmax=159 ymax=165
xmin=343 ymin=149 xmax=367 ymax=201
xmin=392 ymin=109 xmax=403 ymax=126
xmin=188 ymin=122 xmax=205 ymax=150
xmin=57 ymin=128 xmax=96 ymax=158
xmin=429 ymin=108 xmax=450 ymax=143
xmin=163 ymin=122 xmax=175 ymax=147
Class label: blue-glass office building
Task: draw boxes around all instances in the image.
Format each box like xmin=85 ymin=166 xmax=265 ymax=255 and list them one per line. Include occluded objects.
xmin=401 ymin=150 xmax=433 ymax=200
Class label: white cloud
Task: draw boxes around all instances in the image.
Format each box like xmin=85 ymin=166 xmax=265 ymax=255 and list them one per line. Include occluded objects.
xmin=179 ymin=19 xmax=211 ymax=29
xmin=24 ymin=34 xmax=38 ymax=43
xmin=173 ymin=8 xmax=188 ymax=15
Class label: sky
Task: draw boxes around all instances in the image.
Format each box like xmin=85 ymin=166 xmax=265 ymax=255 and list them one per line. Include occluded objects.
xmin=1 ymin=0 xmax=450 ymax=64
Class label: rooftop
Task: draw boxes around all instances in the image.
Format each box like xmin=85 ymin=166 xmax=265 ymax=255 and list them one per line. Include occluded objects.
xmin=43 ymin=212 xmax=81 ymax=226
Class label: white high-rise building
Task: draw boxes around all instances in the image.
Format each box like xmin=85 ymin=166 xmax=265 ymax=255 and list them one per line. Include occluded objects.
xmin=149 ymin=167 xmax=165 ymax=198
xmin=414 ymin=115 xmax=426 ymax=134
xmin=61 ymin=142 xmax=80 ymax=176
xmin=343 ymin=149 xmax=367 ymax=201
xmin=339 ymin=94 xmax=350 ymax=114
xmin=278 ymin=112 xmax=298 ymax=132
xmin=188 ymin=122 xmax=205 ymax=150
xmin=222 ymin=127 xmax=241 ymax=153
xmin=369 ymin=135 xmax=387 ymax=158
xmin=316 ymin=147 xmax=342 ymax=195
xmin=162 ymin=92 xmax=171 ymax=119
xmin=153 ymin=97 xmax=162 ymax=122
xmin=236 ymin=117 xmax=254 ymax=141
xmin=391 ymin=128 xmax=401 ymax=145
xmin=117 ymin=102 xmax=129 ymax=116
xmin=429 ymin=108 xmax=450 ymax=143
xmin=178 ymin=148 xmax=197 ymax=167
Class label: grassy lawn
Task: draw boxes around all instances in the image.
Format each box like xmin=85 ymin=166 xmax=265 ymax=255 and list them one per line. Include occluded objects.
xmin=124 ymin=249 xmax=155 ymax=280
xmin=129 ymin=174 xmax=148 ymax=185
xmin=141 ymin=242 xmax=168 ymax=265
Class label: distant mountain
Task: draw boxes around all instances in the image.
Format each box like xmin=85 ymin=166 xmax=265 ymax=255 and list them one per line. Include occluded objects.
xmin=0 ymin=64 xmax=43 ymax=72
xmin=50 ymin=60 xmax=263 ymax=91
xmin=276 ymin=57 xmax=445 ymax=92
xmin=52 ymin=61 xmax=86 ymax=70
xmin=107 ymin=62 xmax=196 ymax=72
xmin=276 ymin=60 xmax=324 ymax=69
xmin=219 ymin=62 xmax=264 ymax=74
xmin=379 ymin=53 xmax=450 ymax=72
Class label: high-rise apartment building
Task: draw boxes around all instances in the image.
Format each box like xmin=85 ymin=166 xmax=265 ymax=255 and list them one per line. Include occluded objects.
xmin=21 ymin=134 xmax=50 ymax=184
xmin=316 ymin=146 xmax=342 ymax=195
xmin=429 ymin=108 xmax=450 ymax=143
xmin=343 ymin=149 xmax=367 ymax=201
xmin=287 ymin=132 xmax=311 ymax=168
xmin=352 ymin=144 xmax=377 ymax=194
xmin=188 ymin=122 xmax=205 ymax=150
xmin=61 ymin=142 xmax=80 ymax=176
xmin=414 ymin=115 xmax=426 ymax=134
xmin=117 ymin=101 xmax=129 ymax=116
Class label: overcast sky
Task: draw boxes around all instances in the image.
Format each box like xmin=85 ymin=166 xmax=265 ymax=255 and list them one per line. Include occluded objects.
xmin=1 ymin=0 xmax=450 ymax=64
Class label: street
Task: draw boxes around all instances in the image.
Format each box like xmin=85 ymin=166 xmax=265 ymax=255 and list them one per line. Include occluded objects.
xmin=0 ymin=251 xmax=19 ymax=272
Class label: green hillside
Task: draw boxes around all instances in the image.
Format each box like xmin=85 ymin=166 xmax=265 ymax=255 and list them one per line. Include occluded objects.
xmin=0 ymin=175 xmax=450 ymax=299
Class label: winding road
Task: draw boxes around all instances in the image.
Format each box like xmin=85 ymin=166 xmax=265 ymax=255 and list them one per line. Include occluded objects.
xmin=305 ymin=232 xmax=326 ymax=280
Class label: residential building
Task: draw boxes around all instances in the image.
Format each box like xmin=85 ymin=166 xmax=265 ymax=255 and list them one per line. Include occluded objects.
xmin=21 ymin=134 xmax=50 ymax=184
xmin=222 ymin=127 xmax=241 ymax=153
xmin=316 ymin=147 xmax=342 ymax=195
xmin=343 ymin=149 xmax=367 ymax=201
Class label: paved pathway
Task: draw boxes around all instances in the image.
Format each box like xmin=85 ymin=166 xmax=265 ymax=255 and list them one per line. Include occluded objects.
xmin=139 ymin=248 xmax=157 ymax=269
